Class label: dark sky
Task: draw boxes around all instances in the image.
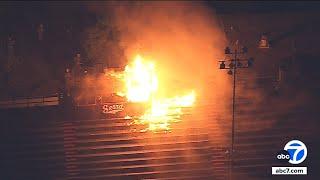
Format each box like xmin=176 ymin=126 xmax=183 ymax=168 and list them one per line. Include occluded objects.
xmin=1 ymin=1 xmax=320 ymax=33
xmin=209 ymin=1 xmax=320 ymax=13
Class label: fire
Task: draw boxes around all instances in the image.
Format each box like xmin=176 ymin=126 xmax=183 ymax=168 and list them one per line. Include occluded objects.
xmin=123 ymin=55 xmax=158 ymax=102
xmin=114 ymin=54 xmax=196 ymax=132
xmin=138 ymin=91 xmax=195 ymax=131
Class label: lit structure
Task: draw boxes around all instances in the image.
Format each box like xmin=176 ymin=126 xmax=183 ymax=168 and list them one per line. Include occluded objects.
xmin=258 ymin=34 xmax=270 ymax=49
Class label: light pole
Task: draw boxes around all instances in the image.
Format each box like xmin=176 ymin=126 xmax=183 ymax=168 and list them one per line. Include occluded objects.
xmin=219 ymin=42 xmax=254 ymax=180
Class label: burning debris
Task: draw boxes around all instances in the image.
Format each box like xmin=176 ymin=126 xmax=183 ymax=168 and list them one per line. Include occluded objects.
xmin=75 ymin=1 xmax=229 ymax=134
xmin=110 ymin=54 xmax=196 ymax=132
xmin=78 ymin=1 xmax=229 ymax=133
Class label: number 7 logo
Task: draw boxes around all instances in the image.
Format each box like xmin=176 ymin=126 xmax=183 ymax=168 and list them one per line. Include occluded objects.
xmin=284 ymin=140 xmax=307 ymax=164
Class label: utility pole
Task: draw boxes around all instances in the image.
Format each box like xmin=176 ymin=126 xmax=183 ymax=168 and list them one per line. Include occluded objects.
xmin=219 ymin=42 xmax=254 ymax=180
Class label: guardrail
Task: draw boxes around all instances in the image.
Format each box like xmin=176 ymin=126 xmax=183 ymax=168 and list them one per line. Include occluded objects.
xmin=0 ymin=94 xmax=60 ymax=109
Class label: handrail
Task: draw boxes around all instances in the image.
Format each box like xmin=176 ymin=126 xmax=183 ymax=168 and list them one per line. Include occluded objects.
xmin=0 ymin=94 xmax=60 ymax=109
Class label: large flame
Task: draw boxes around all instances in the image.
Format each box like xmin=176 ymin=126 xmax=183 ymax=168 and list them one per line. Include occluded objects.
xmin=123 ymin=55 xmax=158 ymax=102
xmin=113 ymin=54 xmax=196 ymax=132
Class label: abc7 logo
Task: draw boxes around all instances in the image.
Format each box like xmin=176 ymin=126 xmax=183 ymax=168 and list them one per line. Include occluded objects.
xmin=276 ymin=140 xmax=307 ymax=164
xmin=277 ymin=150 xmax=291 ymax=163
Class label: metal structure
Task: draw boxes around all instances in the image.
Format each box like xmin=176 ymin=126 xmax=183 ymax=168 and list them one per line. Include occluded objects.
xmin=0 ymin=94 xmax=60 ymax=109
xmin=0 ymin=89 xmax=229 ymax=179
xmin=219 ymin=42 xmax=253 ymax=180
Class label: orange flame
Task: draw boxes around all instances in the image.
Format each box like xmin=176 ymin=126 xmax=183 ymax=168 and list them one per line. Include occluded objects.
xmin=123 ymin=55 xmax=158 ymax=102
xmin=114 ymin=54 xmax=196 ymax=132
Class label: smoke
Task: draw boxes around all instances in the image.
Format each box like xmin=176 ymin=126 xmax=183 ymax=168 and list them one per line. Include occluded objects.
xmin=84 ymin=1 xmax=228 ymax=99
xmin=82 ymin=1 xmax=231 ymax=145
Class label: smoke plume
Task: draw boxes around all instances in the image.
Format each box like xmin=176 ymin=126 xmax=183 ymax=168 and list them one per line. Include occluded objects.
xmin=81 ymin=1 xmax=231 ymax=146
xmin=84 ymin=1 xmax=228 ymax=100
